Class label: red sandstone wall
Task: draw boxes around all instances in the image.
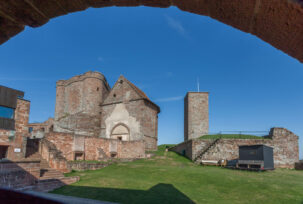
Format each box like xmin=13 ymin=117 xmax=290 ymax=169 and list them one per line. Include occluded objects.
xmin=0 ymin=99 xmax=30 ymax=160
xmin=85 ymin=137 xmax=145 ymax=160
xmin=40 ymin=138 xmax=69 ymax=173
xmin=15 ymin=99 xmax=30 ymax=136
xmin=45 ymin=132 xmax=74 ymax=160
xmin=45 ymin=132 xmax=146 ymax=162
xmin=85 ymin=137 xmax=110 ymax=160
xmin=117 ymin=140 xmax=145 ymax=158
xmin=54 ymin=72 xmax=110 ymax=136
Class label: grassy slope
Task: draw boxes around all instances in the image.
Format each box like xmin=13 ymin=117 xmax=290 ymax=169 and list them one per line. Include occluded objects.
xmin=52 ymin=145 xmax=303 ymax=204
xmin=200 ymin=134 xmax=268 ymax=139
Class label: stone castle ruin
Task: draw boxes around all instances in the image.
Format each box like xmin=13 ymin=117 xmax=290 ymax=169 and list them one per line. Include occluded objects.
xmin=0 ymin=71 xmax=160 ymax=175
xmin=0 ymin=71 xmax=300 ymax=191
xmin=53 ymin=71 xmax=159 ymax=149
xmin=45 ymin=71 xmax=160 ymax=164
xmin=172 ymin=92 xmax=299 ymax=168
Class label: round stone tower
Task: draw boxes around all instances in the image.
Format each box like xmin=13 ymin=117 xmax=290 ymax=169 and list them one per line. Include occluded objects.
xmin=54 ymin=71 xmax=111 ymax=136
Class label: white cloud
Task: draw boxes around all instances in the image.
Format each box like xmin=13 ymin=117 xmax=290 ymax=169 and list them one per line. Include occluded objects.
xmin=165 ymin=15 xmax=186 ymax=36
xmin=155 ymin=95 xmax=184 ymax=102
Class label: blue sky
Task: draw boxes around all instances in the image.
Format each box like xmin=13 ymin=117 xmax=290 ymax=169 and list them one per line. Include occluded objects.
xmin=0 ymin=6 xmax=302 ymax=159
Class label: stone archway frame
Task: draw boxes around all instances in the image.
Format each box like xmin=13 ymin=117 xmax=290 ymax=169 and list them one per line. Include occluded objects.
xmin=110 ymin=123 xmax=130 ymax=141
xmin=0 ymin=0 xmax=303 ymax=62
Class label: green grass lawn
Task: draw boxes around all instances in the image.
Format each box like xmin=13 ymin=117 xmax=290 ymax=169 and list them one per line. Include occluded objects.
xmin=200 ymin=134 xmax=268 ymax=139
xmin=51 ymin=145 xmax=303 ymax=204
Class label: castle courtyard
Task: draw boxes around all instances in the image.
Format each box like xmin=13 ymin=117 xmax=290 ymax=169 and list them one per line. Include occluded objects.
xmin=51 ymin=145 xmax=303 ymax=204
xmin=1 ymin=1 xmax=303 ymax=203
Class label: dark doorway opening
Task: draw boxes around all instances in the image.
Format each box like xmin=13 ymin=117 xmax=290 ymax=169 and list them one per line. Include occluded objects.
xmin=25 ymin=138 xmax=40 ymax=158
xmin=0 ymin=145 xmax=9 ymax=159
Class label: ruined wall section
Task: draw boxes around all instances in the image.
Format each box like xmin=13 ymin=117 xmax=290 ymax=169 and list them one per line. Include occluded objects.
xmin=54 ymin=71 xmax=110 ymax=136
xmin=184 ymin=92 xmax=209 ymax=141
xmin=270 ymin=128 xmax=299 ymax=168
xmin=27 ymin=118 xmax=54 ymax=139
xmin=199 ymin=139 xmax=272 ymax=161
xmin=193 ymin=128 xmax=299 ymax=168
xmin=44 ymin=132 xmax=145 ymax=162
xmin=172 ymin=128 xmax=299 ymax=168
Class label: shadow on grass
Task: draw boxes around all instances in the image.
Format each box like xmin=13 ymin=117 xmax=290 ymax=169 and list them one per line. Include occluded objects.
xmin=52 ymin=183 xmax=195 ymax=204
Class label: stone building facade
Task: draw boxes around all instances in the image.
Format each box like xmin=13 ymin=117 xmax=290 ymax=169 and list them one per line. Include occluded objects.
xmin=0 ymin=86 xmax=30 ymax=160
xmin=101 ymin=75 xmax=159 ymax=150
xmin=184 ymin=92 xmax=209 ymax=141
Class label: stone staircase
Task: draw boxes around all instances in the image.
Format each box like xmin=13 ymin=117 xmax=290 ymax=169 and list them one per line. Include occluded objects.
xmin=26 ymin=152 xmax=41 ymax=160
xmin=17 ymin=155 xmax=79 ymax=192
xmin=25 ymin=150 xmax=65 ymax=180
xmin=39 ymin=159 xmax=64 ymax=180
xmin=22 ymin=150 xmax=79 ymax=192
xmin=193 ymin=139 xmax=220 ymax=163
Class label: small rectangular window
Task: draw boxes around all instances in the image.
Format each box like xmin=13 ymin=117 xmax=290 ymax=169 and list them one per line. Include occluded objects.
xmin=0 ymin=106 xmax=14 ymax=119
xmin=29 ymin=127 xmax=33 ymax=133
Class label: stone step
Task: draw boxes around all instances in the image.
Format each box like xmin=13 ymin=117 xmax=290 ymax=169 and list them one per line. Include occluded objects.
xmin=26 ymin=152 xmax=42 ymax=159
xmin=40 ymin=160 xmax=51 ymax=169
xmin=40 ymin=172 xmax=64 ymax=177
xmin=39 ymin=158 xmax=66 ymax=180
xmin=39 ymin=176 xmax=65 ymax=180
xmin=41 ymin=172 xmax=64 ymax=177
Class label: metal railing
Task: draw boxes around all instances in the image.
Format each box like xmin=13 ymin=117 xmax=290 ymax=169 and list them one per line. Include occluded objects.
xmin=201 ymin=131 xmax=270 ymax=139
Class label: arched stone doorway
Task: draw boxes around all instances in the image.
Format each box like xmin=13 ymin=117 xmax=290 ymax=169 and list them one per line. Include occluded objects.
xmin=110 ymin=123 xmax=130 ymax=141
xmin=0 ymin=1 xmax=303 ymax=62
